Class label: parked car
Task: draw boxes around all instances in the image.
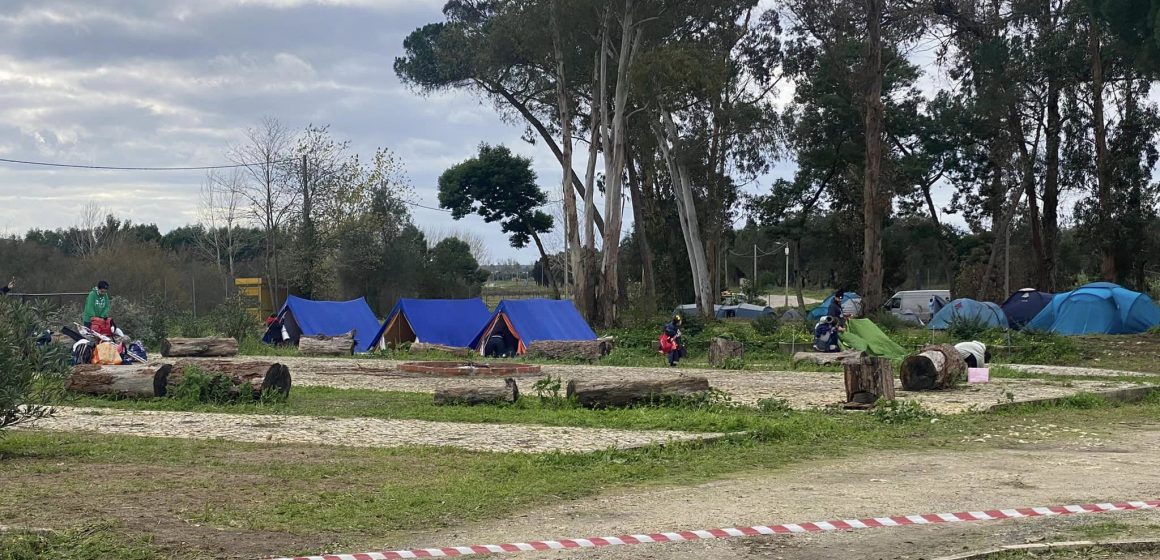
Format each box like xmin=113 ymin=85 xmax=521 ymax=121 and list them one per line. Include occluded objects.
xmin=884 ymin=290 xmax=951 ymax=322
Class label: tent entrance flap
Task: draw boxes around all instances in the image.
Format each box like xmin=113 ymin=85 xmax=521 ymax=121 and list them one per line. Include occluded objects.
xmin=381 ymin=313 xmax=416 ymax=348
xmin=477 ymin=313 xmax=525 ymax=355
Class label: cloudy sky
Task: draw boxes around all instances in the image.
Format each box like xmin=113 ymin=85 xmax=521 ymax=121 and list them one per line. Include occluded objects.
xmin=0 ymin=0 xmax=602 ymax=262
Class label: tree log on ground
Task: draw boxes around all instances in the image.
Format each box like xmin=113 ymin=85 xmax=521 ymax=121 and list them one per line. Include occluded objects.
xmin=708 ymin=337 xmax=744 ymax=367
xmin=793 ymin=350 xmax=865 ymax=366
xmin=899 ymin=344 xmax=966 ymax=391
xmin=526 ymin=338 xmax=614 ymax=362
xmin=67 ymin=364 xmax=173 ymax=397
xmin=566 ymin=376 xmax=711 ymax=408
xmin=433 ymin=378 xmax=520 ymax=405
xmin=155 ymin=360 xmax=291 ymax=399
xmin=298 ymin=331 xmax=355 ymax=356
xmin=843 ymin=356 xmax=895 ymax=407
xmin=411 ymin=342 xmax=471 ymax=357
xmin=161 ymin=337 xmax=239 ymax=357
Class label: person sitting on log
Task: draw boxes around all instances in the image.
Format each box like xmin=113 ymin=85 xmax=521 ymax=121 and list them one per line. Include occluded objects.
xmin=813 ymin=315 xmax=841 ymax=353
xmin=660 ymin=315 xmax=684 ymax=367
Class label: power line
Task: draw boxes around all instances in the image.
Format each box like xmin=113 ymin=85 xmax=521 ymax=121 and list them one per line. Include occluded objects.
xmin=0 ymin=156 xmax=294 ymax=171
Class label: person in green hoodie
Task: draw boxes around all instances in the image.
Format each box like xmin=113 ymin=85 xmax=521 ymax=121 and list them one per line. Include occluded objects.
xmin=83 ymin=280 xmax=111 ymax=328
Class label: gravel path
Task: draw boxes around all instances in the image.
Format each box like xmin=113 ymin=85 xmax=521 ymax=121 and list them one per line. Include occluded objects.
xmin=22 ymin=407 xmax=724 ymax=454
xmin=1005 ymin=364 xmax=1158 ymax=378
xmin=227 ymin=357 xmax=1154 ymax=414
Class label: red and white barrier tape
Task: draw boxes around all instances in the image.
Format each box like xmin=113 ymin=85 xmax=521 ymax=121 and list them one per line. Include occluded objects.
xmin=271 ymin=500 xmax=1160 ymax=560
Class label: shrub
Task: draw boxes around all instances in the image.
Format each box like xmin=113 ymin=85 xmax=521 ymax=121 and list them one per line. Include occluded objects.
xmin=0 ymin=298 xmax=70 ymax=432
xmin=109 ymin=296 xmax=167 ymax=346
xmin=871 ymin=399 xmax=938 ymax=423
xmin=946 ymin=314 xmax=992 ymax=341
xmin=718 ymin=356 xmax=746 ymax=370
xmin=756 ymin=397 xmax=795 ymax=415
xmin=752 ymin=314 xmax=780 ymax=335
xmin=208 ymin=294 xmax=258 ymax=341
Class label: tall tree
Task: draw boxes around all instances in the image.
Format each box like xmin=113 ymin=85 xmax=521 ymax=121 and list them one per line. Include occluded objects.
xmin=438 ymin=144 xmax=560 ymax=298
xmin=231 ymin=117 xmax=295 ymax=308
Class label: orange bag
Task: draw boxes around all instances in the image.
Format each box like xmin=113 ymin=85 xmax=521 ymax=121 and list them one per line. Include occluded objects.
xmin=91 ymin=342 xmax=122 ymax=365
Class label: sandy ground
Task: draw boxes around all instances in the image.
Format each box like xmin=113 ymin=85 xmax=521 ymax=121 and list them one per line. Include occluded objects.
xmin=195 ymin=356 xmax=1158 ymax=414
xmin=380 ymin=422 xmax=1160 ymax=560
xmin=19 ymin=407 xmax=724 ymax=453
xmin=762 ymin=294 xmax=821 ymax=308
xmin=1005 ymin=364 xmax=1158 ymax=378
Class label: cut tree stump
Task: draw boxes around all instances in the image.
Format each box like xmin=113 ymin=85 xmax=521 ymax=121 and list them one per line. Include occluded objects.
xmin=526 ymin=338 xmax=614 ymax=361
xmin=793 ymin=350 xmax=864 ymax=366
xmin=68 ymin=364 xmax=171 ymax=397
xmin=299 ymin=331 xmax=355 ymax=356
xmin=411 ymin=342 xmax=471 ymax=357
xmin=161 ymin=337 xmax=239 ymax=357
xmin=155 ymin=360 xmax=291 ymax=399
xmin=566 ymin=376 xmax=710 ymax=408
xmin=900 ymin=344 xmax=967 ymax=391
xmin=843 ymin=356 xmax=895 ymax=407
xmin=708 ymin=338 xmax=744 ymax=367
xmin=433 ymin=378 xmax=520 ymax=405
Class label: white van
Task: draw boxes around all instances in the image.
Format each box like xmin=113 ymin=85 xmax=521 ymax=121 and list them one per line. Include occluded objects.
xmin=885 ymin=290 xmax=951 ymax=322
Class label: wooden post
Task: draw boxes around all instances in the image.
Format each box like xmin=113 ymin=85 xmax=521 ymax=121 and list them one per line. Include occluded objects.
xmin=843 ymin=356 xmax=895 ymax=407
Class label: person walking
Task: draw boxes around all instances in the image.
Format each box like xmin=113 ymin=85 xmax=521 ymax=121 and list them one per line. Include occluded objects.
xmin=83 ymin=280 xmax=111 ymax=331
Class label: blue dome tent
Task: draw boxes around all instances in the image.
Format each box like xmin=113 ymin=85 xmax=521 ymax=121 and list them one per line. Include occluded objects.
xmin=927 ymin=298 xmax=1008 ymax=330
xmin=1025 ymin=282 xmax=1160 ymax=335
xmin=807 ymin=292 xmax=861 ymax=320
xmin=1000 ymin=288 xmax=1054 ymax=329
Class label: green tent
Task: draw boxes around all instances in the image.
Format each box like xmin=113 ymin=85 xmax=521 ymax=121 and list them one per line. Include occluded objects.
xmin=840 ymin=318 xmax=908 ymax=361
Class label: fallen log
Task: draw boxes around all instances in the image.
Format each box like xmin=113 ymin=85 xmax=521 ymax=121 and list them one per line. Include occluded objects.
xmin=299 ymin=331 xmax=355 ymax=356
xmin=900 ymin=344 xmax=966 ymax=391
xmin=67 ymin=364 xmax=173 ymax=397
xmin=793 ymin=350 xmax=864 ymax=366
xmin=566 ymin=376 xmax=711 ymax=408
xmin=411 ymin=341 xmax=471 ymax=357
xmin=433 ymin=378 xmax=520 ymax=406
xmin=708 ymin=337 xmax=744 ymax=367
xmin=156 ymin=360 xmax=291 ymax=399
xmin=526 ymin=338 xmax=614 ymax=362
xmin=161 ymin=337 xmax=239 ymax=357
xmin=843 ymin=356 xmax=895 ymax=407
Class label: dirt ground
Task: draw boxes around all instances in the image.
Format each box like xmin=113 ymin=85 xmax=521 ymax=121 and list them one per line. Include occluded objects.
xmin=203 ymin=356 xmax=1158 ymax=414
xmin=384 ymin=422 xmax=1160 ymax=560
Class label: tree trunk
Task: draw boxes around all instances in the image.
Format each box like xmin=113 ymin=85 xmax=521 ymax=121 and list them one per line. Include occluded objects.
xmin=598 ymin=1 xmax=641 ymax=327
xmin=526 ymin=339 xmax=614 ymax=361
xmin=161 ymin=337 xmax=239 ymax=357
xmin=708 ymin=337 xmax=744 ymax=367
xmin=566 ymin=376 xmax=711 ymax=408
xmin=68 ymin=364 xmax=170 ymax=397
xmin=627 ymin=156 xmax=657 ymax=313
xmin=899 ymin=344 xmax=967 ymax=391
xmin=657 ymin=113 xmax=715 ymax=320
xmin=298 ymin=331 xmax=355 ymax=356
xmin=551 ymin=0 xmax=583 ymax=304
xmin=861 ymin=0 xmax=887 ymax=312
xmin=528 ymin=228 xmax=561 ymax=299
xmin=1043 ymin=75 xmax=1062 ymax=291
xmin=576 ymin=25 xmax=605 ymax=325
xmin=1089 ymin=14 xmax=1114 ymax=281
xmin=843 ymin=356 xmax=894 ymax=406
xmin=157 ymin=360 xmax=291 ymax=400
xmin=434 ymin=378 xmax=519 ymax=406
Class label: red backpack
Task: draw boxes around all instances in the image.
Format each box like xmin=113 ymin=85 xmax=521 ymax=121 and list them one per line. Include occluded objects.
xmin=90 ymin=317 xmax=114 ymax=337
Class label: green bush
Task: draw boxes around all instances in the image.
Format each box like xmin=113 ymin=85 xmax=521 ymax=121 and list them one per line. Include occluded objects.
xmin=752 ymin=314 xmax=780 ymax=335
xmin=110 ymin=297 xmax=167 ymax=346
xmin=717 ymin=356 xmax=746 ymax=370
xmin=946 ymin=314 xmax=993 ymax=340
xmin=169 ymin=366 xmax=286 ymax=405
xmin=208 ymin=294 xmax=259 ymax=341
xmin=871 ymin=399 xmax=938 ymax=423
xmin=0 ymin=298 xmax=70 ymax=432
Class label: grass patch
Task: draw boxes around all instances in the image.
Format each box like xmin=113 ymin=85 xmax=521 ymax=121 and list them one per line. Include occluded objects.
xmin=0 ymin=524 xmax=167 ymax=560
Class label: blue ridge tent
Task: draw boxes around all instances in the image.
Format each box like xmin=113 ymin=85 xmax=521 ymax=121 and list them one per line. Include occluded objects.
xmin=373 ymin=298 xmax=492 ymax=349
xmin=808 ymin=292 xmax=862 ymax=320
xmin=270 ymin=295 xmax=382 ymax=353
xmin=674 ymin=303 xmax=774 ymax=320
xmin=927 ymin=298 xmax=1008 ymax=330
xmin=1001 ymin=288 xmax=1054 ymax=329
xmin=472 ymin=299 xmax=596 ymax=355
xmin=1025 ymin=282 xmax=1160 ymax=335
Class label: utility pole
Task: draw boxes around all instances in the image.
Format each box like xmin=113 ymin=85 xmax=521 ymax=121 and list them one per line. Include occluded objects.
xmin=753 ymin=243 xmax=758 ymax=299
xmin=300 ymin=153 xmax=312 ymax=298
xmin=784 ymin=244 xmax=790 ymax=309
xmin=1004 ymin=223 xmax=1011 ymax=297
